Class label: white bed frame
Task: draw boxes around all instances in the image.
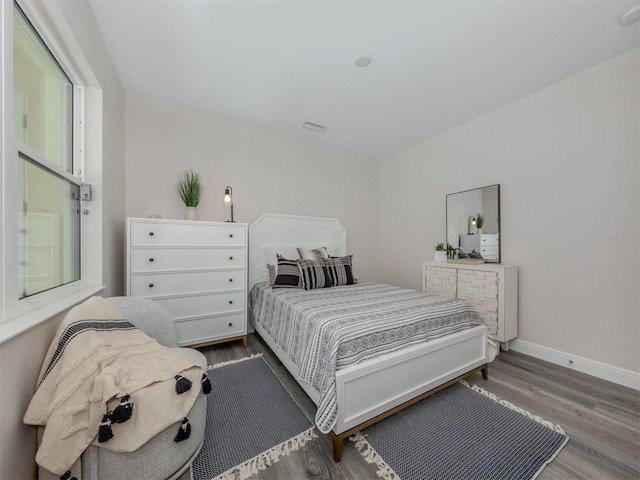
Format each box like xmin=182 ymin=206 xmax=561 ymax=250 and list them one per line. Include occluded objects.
xmin=249 ymin=213 xmax=489 ymax=461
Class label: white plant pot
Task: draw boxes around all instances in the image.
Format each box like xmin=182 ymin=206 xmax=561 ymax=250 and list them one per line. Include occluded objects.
xmin=185 ymin=206 xmax=197 ymax=221
xmin=434 ymin=251 xmax=447 ymax=262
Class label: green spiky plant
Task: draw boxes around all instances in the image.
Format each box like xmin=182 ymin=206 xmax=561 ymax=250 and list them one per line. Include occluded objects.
xmin=475 ymin=214 xmax=485 ymax=230
xmin=435 ymin=242 xmax=445 ymax=251
xmin=175 ymin=170 xmax=202 ymax=207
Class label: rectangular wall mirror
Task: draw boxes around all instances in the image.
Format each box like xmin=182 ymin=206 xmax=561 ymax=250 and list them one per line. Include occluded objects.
xmin=446 ymin=184 xmax=501 ymax=263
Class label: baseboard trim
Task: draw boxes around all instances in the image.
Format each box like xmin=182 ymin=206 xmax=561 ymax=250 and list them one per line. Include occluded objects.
xmin=509 ymin=339 xmax=640 ymax=391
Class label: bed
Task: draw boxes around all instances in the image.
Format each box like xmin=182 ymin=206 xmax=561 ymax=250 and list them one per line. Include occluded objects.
xmin=248 ymin=213 xmax=496 ymax=461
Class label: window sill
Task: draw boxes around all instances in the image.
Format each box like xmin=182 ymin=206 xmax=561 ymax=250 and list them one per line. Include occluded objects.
xmin=0 ymin=285 xmax=105 ymax=345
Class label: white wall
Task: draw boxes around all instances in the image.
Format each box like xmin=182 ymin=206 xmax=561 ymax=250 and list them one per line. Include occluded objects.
xmin=379 ymin=49 xmax=639 ymax=375
xmin=0 ymin=2 xmax=125 ymax=478
xmin=124 ymin=95 xmax=380 ymax=281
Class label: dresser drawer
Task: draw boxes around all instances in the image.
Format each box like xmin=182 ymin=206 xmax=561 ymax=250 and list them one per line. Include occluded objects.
xmin=130 ymin=221 xmax=245 ymax=247
xmin=175 ymin=313 xmax=245 ymax=346
xmin=480 ymin=235 xmax=498 ymax=246
xmin=130 ymin=270 xmax=245 ymax=296
xmin=153 ymin=291 xmax=245 ymax=319
xmin=480 ymin=245 xmax=498 ymax=259
xmin=130 ymin=247 xmax=245 ymax=272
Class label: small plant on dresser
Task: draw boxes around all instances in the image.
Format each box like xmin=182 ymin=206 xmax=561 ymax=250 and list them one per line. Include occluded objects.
xmin=434 ymin=242 xmax=447 ymax=262
xmin=175 ymin=169 xmax=202 ymax=220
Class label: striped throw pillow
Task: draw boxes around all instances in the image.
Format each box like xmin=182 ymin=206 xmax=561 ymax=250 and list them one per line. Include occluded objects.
xmin=272 ymin=256 xmax=302 ymax=288
xmin=324 ymin=255 xmax=354 ymax=286
xmin=298 ymin=259 xmax=331 ymax=290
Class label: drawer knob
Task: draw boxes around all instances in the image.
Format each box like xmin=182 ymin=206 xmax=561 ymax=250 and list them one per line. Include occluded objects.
xmin=148 ymin=283 xmax=154 ymax=288
xmin=148 ymin=231 xmax=154 ymax=236
xmin=228 ymin=300 xmax=233 ymax=304
xmin=228 ymin=322 xmax=233 ymax=327
xmin=229 ymin=234 xmax=233 ymax=238
xmin=229 ymin=256 xmax=234 ymax=260
xmin=149 ymin=257 xmax=154 ymax=262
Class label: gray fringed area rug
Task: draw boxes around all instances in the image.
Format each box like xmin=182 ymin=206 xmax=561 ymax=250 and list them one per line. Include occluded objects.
xmin=191 ymin=354 xmax=316 ymax=480
xmin=351 ymin=381 xmax=569 ymax=480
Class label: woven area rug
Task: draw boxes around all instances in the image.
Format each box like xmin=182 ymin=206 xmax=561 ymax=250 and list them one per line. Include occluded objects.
xmin=351 ymin=381 xmax=568 ymax=480
xmin=191 ymin=355 xmax=316 ymax=480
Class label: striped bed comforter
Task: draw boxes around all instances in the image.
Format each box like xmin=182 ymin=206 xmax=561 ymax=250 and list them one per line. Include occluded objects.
xmin=250 ymin=281 xmax=487 ymax=433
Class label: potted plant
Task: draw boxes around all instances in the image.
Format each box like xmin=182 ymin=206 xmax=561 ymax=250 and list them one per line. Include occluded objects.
xmin=434 ymin=242 xmax=447 ymax=262
xmin=475 ymin=213 xmax=485 ymax=234
xmin=446 ymin=243 xmax=456 ymax=260
xmin=175 ymin=169 xmax=202 ymax=220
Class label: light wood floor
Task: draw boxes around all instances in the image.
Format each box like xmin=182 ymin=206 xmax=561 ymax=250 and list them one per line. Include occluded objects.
xmin=190 ymin=333 xmax=639 ymax=480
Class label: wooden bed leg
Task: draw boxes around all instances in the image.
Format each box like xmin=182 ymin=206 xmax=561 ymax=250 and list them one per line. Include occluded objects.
xmin=332 ymin=434 xmax=344 ymax=463
xmin=242 ymin=335 xmax=248 ymax=348
xmin=481 ymin=364 xmax=489 ymax=381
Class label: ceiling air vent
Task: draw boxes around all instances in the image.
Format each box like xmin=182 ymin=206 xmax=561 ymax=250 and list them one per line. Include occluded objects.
xmin=302 ymin=121 xmax=326 ymax=132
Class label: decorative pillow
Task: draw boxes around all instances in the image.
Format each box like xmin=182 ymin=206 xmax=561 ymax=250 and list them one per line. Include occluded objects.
xmin=324 ymin=255 xmax=354 ymax=286
xmin=265 ymin=247 xmax=301 ymax=268
xmin=266 ymin=264 xmax=277 ymax=287
xmin=297 ymin=259 xmax=331 ymax=290
xmin=272 ymin=256 xmax=303 ymax=288
xmin=297 ymin=246 xmax=329 ymax=260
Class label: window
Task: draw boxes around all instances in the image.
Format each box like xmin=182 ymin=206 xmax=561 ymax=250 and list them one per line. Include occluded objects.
xmin=13 ymin=4 xmax=81 ymax=299
xmin=1 ymin=0 xmax=103 ymax=339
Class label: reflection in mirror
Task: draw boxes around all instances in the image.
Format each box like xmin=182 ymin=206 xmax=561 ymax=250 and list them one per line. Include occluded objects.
xmin=446 ymin=184 xmax=500 ymax=263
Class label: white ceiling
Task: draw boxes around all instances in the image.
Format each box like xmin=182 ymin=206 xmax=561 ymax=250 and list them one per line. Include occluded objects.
xmin=88 ymin=0 xmax=639 ymax=159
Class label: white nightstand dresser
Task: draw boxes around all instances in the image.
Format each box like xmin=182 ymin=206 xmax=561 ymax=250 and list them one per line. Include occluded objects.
xmin=422 ymin=261 xmax=517 ymax=350
xmin=459 ymin=234 xmax=499 ymax=261
xmin=126 ymin=217 xmax=248 ymax=348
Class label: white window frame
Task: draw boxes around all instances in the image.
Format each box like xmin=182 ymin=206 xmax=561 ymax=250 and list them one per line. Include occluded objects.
xmin=0 ymin=0 xmax=104 ymax=343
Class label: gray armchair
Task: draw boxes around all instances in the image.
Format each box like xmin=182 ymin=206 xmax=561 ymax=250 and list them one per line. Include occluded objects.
xmin=81 ymin=297 xmax=208 ymax=480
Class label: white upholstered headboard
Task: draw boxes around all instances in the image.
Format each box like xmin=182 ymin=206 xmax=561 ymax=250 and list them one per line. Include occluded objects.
xmin=249 ymin=213 xmax=347 ymax=288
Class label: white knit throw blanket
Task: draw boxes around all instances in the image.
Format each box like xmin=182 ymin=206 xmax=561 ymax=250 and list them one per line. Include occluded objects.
xmin=23 ymin=297 xmax=203 ymax=478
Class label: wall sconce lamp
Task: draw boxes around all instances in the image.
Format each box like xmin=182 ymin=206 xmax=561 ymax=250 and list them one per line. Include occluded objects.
xmin=223 ymin=186 xmax=234 ymax=222
xmin=468 ymin=216 xmax=476 ymax=234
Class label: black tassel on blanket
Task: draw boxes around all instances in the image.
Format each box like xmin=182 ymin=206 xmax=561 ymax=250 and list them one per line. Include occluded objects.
xmin=175 ymin=374 xmax=192 ymax=394
xmin=174 ymin=417 xmax=191 ymax=442
xmin=110 ymin=394 xmax=133 ymax=424
xmin=201 ymin=373 xmax=212 ymax=395
xmin=98 ymin=413 xmax=114 ymax=443
xmin=59 ymin=470 xmax=77 ymax=480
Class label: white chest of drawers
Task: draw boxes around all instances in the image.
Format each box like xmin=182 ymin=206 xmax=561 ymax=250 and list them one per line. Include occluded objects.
xmin=422 ymin=261 xmax=517 ymax=349
xmin=126 ymin=217 xmax=248 ymax=348
xmin=460 ymin=234 xmax=499 ymax=261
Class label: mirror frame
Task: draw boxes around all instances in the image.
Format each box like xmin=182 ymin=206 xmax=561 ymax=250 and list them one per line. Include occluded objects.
xmin=446 ymin=184 xmax=501 ymax=263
